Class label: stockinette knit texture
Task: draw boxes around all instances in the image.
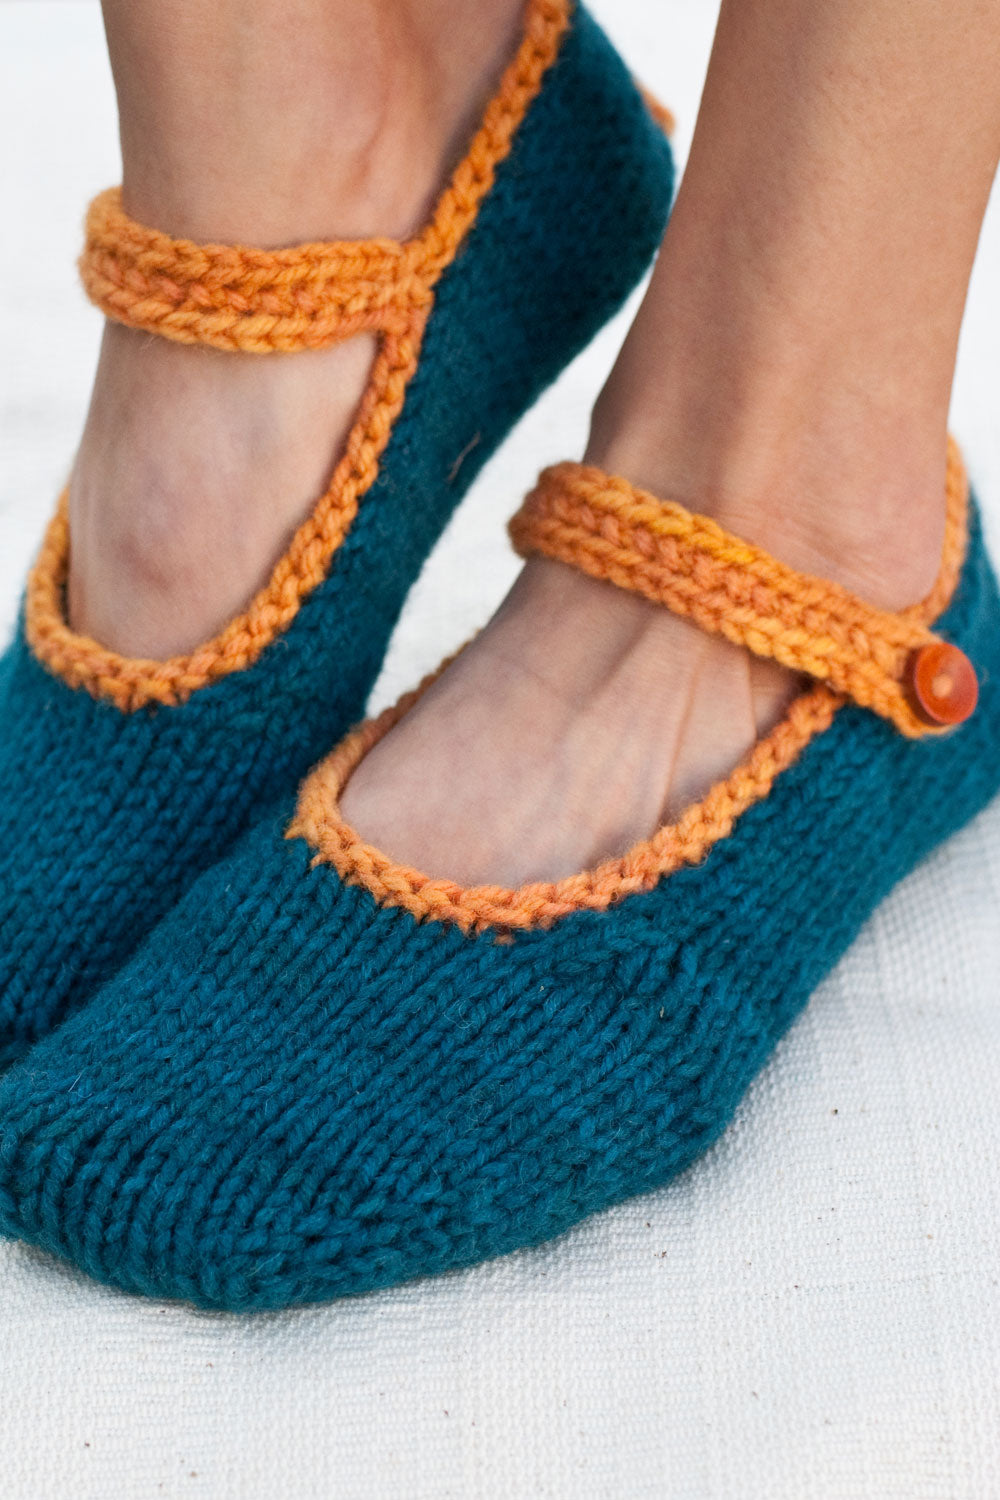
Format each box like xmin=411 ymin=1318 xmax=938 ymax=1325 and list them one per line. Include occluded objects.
xmin=0 ymin=1 xmax=674 ymax=1065
xmin=0 ymin=495 xmax=996 ymax=1311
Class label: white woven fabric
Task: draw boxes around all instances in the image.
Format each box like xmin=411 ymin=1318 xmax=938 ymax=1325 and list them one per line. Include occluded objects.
xmin=1 ymin=6 xmax=998 ymax=1497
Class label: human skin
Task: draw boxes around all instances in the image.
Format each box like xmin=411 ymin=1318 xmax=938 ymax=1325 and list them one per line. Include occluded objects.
xmin=73 ymin=0 xmax=1000 ymax=885
xmin=342 ymin=0 xmax=1000 ymax=884
xmin=69 ymin=0 xmax=524 ymax=658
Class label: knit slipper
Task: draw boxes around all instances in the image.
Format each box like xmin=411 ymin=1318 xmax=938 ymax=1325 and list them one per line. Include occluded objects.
xmin=1 ymin=442 xmax=997 ymax=1311
xmin=0 ymin=0 xmax=675 ymax=1065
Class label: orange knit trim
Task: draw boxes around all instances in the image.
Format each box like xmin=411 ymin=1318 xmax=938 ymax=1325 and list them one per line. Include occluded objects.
xmin=26 ymin=320 xmax=424 ymax=709
xmin=637 ymin=85 xmax=676 ymax=139
xmin=510 ymin=437 xmax=970 ymax=739
xmin=81 ymin=194 xmax=430 ymax=353
xmin=79 ymin=0 xmax=574 ymax=353
xmin=289 ymin=678 xmax=840 ymax=935
xmin=26 ymin=0 xmax=572 ymax=712
xmin=288 ymin=443 xmax=969 ymax=935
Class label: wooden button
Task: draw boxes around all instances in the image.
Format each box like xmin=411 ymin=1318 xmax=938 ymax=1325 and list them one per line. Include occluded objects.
xmin=909 ymin=642 xmax=978 ymax=727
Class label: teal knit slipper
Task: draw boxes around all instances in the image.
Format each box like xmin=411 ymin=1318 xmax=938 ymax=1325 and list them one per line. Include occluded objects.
xmin=0 ymin=0 xmax=674 ymax=1065
xmin=0 ymin=442 xmax=996 ymax=1311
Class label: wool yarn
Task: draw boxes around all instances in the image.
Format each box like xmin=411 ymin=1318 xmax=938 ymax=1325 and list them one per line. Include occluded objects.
xmin=0 ymin=465 xmax=996 ymax=1312
xmin=0 ymin=0 xmax=675 ymax=1064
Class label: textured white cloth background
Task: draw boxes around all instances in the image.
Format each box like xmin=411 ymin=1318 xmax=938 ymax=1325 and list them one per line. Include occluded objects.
xmin=1 ymin=5 xmax=999 ymax=1497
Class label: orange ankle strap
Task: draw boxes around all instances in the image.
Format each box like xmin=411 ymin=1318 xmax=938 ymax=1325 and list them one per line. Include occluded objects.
xmin=79 ymin=189 xmax=436 ymax=353
xmin=509 ymin=440 xmax=976 ymax=738
xmin=77 ymin=0 xmax=575 ymax=354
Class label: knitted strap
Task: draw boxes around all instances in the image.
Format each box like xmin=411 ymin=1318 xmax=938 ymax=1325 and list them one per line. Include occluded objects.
xmin=79 ymin=190 xmax=432 ymax=353
xmin=509 ymin=443 xmax=976 ymax=739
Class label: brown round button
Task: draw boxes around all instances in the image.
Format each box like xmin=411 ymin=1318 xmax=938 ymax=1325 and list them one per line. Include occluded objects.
xmin=909 ymin=641 xmax=978 ymax=727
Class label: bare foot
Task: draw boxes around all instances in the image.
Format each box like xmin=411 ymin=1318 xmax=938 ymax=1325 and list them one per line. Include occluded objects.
xmin=339 ymin=349 xmax=950 ymax=884
xmin=69 ymin=0 xmax=523 ymax=659
xmin=341 ymin=555 xmax=797 ymax=885
xmin=337 ymin=0 xmax=992 ymax=888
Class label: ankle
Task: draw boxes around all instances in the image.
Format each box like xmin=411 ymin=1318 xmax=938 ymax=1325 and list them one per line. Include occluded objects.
xmin=584 ymin=120 xmax=965 ymax=617
xmin=67 ymin=0 xmax=526 ymax=658
xmin=588 ymin=334 xmax=950 ymax=617
xmin=67 ymin=324 xmax=374 ymax=657
xmin=108 ymin=0 xmax=524 ymax=244
xmin=588 ymin=421 xmax=948 ymax=619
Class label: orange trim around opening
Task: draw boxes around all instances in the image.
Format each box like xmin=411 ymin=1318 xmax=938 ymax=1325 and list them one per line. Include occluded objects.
xmin=287 ymin=447 xmax=970 ymax=936
xmin=25 ymin=0 xmax=573 ymax=712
